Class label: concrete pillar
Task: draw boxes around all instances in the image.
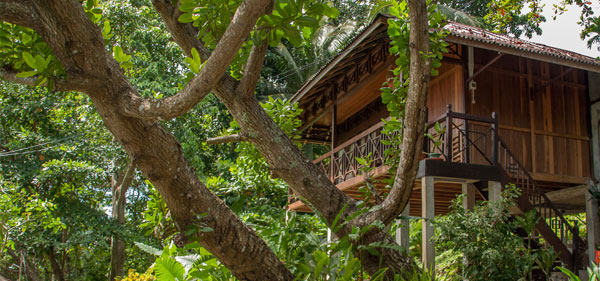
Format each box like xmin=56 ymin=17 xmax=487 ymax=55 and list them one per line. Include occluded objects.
xmin=422 ymin=176 xmax=435 ymax=273
xmin=587 ymin=189 xmax=600 ymax=266
xmin=462 ymin=183 xmax=476 ymax=210
xmin=488 ymin=181 xmax=502 ymax=202
xmin=395 ymin=202 xmax=410 ymax=252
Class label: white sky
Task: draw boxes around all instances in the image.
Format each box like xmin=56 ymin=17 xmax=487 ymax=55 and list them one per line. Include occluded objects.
xmin=528 ymin=0 xmax=600 ymax=58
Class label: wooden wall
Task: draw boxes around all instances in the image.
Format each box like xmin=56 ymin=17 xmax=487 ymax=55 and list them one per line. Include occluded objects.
xmin=467 ymin=48 xmax=591 ymax=184
xmin=427 ymin=63 xmax=465 ymax=119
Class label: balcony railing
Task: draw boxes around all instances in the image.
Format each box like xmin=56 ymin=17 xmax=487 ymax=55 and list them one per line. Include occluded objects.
xmin=313 ymin=120 xmax=395 ymax=184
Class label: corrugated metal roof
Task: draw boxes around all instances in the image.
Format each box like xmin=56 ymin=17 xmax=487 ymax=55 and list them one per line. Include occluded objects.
xmin=444 ymin=21 xmax=600 ymax=68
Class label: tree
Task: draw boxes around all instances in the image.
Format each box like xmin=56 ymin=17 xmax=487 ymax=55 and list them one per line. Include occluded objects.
xmin=0 ymin=0 xmax=434 ymax=279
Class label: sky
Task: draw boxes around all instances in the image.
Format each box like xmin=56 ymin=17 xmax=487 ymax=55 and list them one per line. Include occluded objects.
xmin=528 ymin=0 xmax=600 ymax=58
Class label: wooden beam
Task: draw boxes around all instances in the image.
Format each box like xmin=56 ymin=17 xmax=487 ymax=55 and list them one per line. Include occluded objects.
xmin=462 ymin=183 xmax=476 ymax=210
xmin=545 ymin=184 xmax=588 ymax=202
xmin=466 ymin=52 xmax=504 ymax=84
xmin=531 ymin=172 xmax=590 ymax=185
xmin=421 ymin=176 xmax=435 ymax=272
xmin=587 ymin=190 xmax=600 ymax=267
xmin=416 ymin=159 xmax=504 ymax=182
xmin=527 ymin=60 xmax=537 ymax=174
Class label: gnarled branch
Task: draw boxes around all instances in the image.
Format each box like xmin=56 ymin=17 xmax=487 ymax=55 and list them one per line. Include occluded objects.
xmin=237 ymin=40 xmax=269 ymax=96
xmin=0 ymin=0 xmax=40 ymax=30
xmin=121 ymin=0 xmax=272 ymax=120
xmin=0 ymin=66 xmax=100 ymax=92
xmin=360 ymin=0 xmax=431 ymax=226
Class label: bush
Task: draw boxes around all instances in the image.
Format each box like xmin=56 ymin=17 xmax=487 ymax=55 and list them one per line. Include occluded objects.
xmin=433 ymin=186 xmax=537 ymax=281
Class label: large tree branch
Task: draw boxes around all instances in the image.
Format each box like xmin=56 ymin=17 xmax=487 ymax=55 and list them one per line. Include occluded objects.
xmin=120 ymin=0 xmax=272 ymax=120
xmin=0 ymin=0 xmax=40 ymax=30
xmin=0 ymin=66 xmax=100 ymax=92
xmin=364 ymin=0 xmax=431 ymax=226
xmin=237 ymin=40 xmax=269 ymax=96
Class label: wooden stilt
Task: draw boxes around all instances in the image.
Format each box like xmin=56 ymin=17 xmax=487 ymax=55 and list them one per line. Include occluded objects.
xmin=396 ymin=202 xmax=410 ymax=252
xmin=422 ymin=176 xmax=435 ymax=274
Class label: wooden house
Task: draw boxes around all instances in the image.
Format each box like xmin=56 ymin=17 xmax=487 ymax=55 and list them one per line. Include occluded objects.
xmin=287 ymin=14 xmax=600 ymax=271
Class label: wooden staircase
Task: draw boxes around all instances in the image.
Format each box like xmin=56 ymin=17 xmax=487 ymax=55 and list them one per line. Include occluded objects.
xmin=494 ymin=137 xmax=584 ymax=269
xmin=425 ymin=105 xmax=585 ymax=269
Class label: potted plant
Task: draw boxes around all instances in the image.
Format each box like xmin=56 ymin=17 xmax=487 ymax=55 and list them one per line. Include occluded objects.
xmin=425 ymin=122 xmax=446 ymax=160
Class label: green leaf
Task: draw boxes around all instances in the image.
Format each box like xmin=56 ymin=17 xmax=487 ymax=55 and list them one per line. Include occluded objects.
xmin=34 ymin=55 xmax=47 ymax=72
xmin=155 ymin=257 xmax=186 ymax=281
xmin=22 ymin=52 xmax=36 ymax=69
xmin=178 ymin=13 xmax=194 ymax=23
xmin=16 ymin=71 xmax=37 ymax=78
xmin=134 ymin=241 xmax=162 ymax=256
xmin=294 ymin=16 xmax=319 ymax=28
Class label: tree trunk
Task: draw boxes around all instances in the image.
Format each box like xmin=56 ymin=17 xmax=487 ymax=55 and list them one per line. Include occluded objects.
xmin=45 ymin=250 xmax=65 ymax=281
xmin=109 ymin=161 xmax=135 ymax=281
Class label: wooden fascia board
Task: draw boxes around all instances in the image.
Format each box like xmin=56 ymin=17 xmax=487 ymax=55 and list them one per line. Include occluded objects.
xmin=290 ymin=16 xmax=388 ymax=104
xmin=445 ymin=35 xmax=600 ymax=74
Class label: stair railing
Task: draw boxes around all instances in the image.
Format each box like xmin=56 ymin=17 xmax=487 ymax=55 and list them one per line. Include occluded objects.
xmin=496 ymin=137 xmax=584 ymax=251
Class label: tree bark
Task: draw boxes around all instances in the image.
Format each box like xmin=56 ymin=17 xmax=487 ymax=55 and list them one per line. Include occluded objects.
xmin=45 ymin=250 xmax=65 ymax=281
xmin=109 ymin=161 xmax=135 ymax=281
xmin=358 ymin=0 xmax=431 ymax=226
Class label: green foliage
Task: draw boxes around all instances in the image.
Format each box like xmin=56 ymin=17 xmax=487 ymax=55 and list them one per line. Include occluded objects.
xmin=559 ymin=263 xmax=600 ymax=281
xmin=0 ymin=22 xmax=64 ymax=87
xmin=379 ymin=1 xmax=448 ymax=167
xmin=177 ymin=0 xmax=339 ymax=77
xmin=433 ymin=186 xmax=538 ymax=281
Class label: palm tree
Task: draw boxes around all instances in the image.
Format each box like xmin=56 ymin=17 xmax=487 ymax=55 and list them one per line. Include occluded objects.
xmin=258 ymin=17 xmax=357 ymax=99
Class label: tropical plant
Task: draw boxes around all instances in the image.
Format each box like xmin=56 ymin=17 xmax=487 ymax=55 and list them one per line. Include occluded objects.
xmin=558 ymin=263 xmax=600 ymax=281
xmin=433 ymin=186 xmax=538 ymax=281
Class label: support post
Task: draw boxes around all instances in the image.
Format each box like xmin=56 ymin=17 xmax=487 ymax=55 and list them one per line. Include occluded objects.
xmin=445 ymin=104 xmax=453 ymax=162
xmin=491 ymin=112 xmax=498 ymax=165
xmin=462 ymin=183 xmax=476 ymax=210
xmin=329 ymin=106 xmax=337 ymax=182
xmin=422 ymin=176 xmax=435 ymax=274
xmin=396 ymin=202 xmax=410 ymax=252
xmin=586 ymin=189 xmax=600 ymax=267
xmin=488 ymin=181 xmax=502 ymax=202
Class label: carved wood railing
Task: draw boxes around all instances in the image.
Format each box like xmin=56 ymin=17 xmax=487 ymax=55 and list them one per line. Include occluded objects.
xmin=313 ymin=120 xmax=396 ymax=184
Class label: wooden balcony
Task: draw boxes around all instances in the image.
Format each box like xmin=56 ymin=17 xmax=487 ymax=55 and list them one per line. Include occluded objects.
xmin=288 ymin=106 xmax=585 ymax=268
xmin=288 ymin=106 xmax=505 ymax=213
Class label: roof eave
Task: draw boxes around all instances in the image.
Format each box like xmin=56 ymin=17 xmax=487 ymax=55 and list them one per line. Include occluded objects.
xmin=445 ymin=35 xmax=600 ymax=74
xmin=290 ymin=14 xmax=390 ymax=104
